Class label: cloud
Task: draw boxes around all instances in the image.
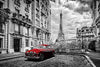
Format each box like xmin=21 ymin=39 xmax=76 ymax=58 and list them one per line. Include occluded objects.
xmin=63 ymin=1 xmax=79 ymax=10
xmin=74 ymin=4 xmax=90 ymax=14
xmin=63 ymin=1 xmax=91 ymax=14
xmin=50 ymin=0 xmax=93 ymax=42
xmin=77 ymin=0 xmax=93 ymax=4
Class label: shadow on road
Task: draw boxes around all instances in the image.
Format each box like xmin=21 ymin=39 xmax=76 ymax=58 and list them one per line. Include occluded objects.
xmin=25 ymin=56 xmax=53 ymax=62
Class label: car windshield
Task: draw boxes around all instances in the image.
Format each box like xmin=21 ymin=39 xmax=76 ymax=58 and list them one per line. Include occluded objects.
xmin=33 ymin=45 xmax=51 ymax=49
xmin=39 ymin=45 xmax=51 ymax=48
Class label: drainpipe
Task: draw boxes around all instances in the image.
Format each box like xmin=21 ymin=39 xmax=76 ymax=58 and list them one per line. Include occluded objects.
xmin=7 ymin=0 xmax=9 ymax=54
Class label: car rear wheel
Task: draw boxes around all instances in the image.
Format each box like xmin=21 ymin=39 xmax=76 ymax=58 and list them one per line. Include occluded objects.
xmin=39 ymin=53 xmax=44 ymax=61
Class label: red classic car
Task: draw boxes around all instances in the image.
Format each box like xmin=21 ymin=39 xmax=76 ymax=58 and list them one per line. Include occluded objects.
xmin=25 ymin=44 xmax=55 ymax=60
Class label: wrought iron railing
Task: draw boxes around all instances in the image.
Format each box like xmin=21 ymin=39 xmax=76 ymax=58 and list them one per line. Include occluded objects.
xmin=0 ymin=9 xmax=9 ymax=23
xmin=12 ymin=13 xmax=32 ymax=24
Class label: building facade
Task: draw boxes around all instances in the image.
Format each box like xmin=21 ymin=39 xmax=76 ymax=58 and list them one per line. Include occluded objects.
xmin=0 ymin=0 xmax=51 ymax=54
xmin=0 ymin=0 xmax=10 ymax=54
xmin=91 ymin=0 xmax=100 ymax=51
xmin=32 ymin=0 xmax=51 ymax=46
xmin=76 ymin=26 xmax=94 ymax=49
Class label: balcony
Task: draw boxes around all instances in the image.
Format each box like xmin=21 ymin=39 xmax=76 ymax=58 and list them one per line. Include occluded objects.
xmin=14 ymin=0 xmax=20 ymax=7
xmin=12 ymin=13 xmax=18 ymax=19
xmin=25 ymin=7 xmax=29 ymax=13
xmin=12 ymin=13 xmax=32 ymax=24
xmin=26 ymin=18 xmax=32 ymax=24
xmin=25 ymin=0 xmax=32 ymax=4
xmin=19 ymin=14 xmax=23 ymax=21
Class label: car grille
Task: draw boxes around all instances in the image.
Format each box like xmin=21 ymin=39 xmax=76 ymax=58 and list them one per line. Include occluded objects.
xmin=27 ymin=52 xmax=34 ymax=56
xmin=30 ymin=53 xmax=34 ymax=56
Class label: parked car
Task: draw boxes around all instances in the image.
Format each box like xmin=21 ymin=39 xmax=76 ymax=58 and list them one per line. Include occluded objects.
xmin=25 ymin=44 xmax=55 ymax=60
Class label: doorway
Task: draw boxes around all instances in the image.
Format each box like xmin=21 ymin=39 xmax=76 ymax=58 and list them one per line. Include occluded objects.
xmin=0 ymin=38 xmax=3 ymax=48
xmin=14 ymin=38 xmax=20 ymax=52
xmin=88 ymin=40 xmax=96 ymax=51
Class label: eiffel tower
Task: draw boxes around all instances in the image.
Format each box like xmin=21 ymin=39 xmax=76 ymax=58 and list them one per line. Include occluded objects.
xmin=56 ymin=11 xmax=65 ymax=45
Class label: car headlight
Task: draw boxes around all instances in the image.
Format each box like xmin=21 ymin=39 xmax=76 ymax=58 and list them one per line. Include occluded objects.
xmin=30 ymin=51 xmax=33 ymax=53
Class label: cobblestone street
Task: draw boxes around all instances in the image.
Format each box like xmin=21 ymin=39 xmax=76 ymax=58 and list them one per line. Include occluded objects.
xmin=0 ymin=55 xmax=93 ymax=67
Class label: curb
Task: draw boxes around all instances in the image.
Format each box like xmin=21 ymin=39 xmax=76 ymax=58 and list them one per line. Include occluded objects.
xmin=0 ymin=54 xmax=24 ymax=61
xmin=84 ymin=55 xmax=96 ymax=67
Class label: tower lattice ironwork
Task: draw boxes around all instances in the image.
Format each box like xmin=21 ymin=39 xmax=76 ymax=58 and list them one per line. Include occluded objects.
xmin=56 ymin=11 xmax=65 ymax=45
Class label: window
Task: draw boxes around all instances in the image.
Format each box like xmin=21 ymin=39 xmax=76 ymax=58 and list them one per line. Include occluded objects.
xmin=31 ymin=42 xmax=33 ymax=46
xmin=24 ymin=27 xmax=29 ymax=36
xmin=0 ymin=24 xmax=4 ymax=33
xmin=23 ymin=0 xmax=26 ymax=3
xmin=26 ymin=39 xmax=29 ymax=47
xmin=14 ymin=0 xmax=20 ymax=7
xmin=14 ymin=24 xmax=20 ymax=34
xmin=0 ymin=2 xmax=3 ymax=8
xmin=15 ymin=8 xmax=20 ymax=14
xmin=15 ymin=8 xmax=20 ymax=18
xmin=36 ymin=19 xmax=40 ymax=27
xmin=20 ymin=26 xmax=23 ymax=35
xmin=36 ymin=9 xmax=39 ymax=18
xmin=25 ymin=4 xmax=30 ymax=13
xmin=51 ymin=0 xmax=55 ymax=2
xmin=45 ymin=21 xmax=46 ymax=28
xmin=86 ymin=29 xmax=89 ymax=32
xmin=0 ymin=38 xmax=3 ymax=48
xmin=36 ymin=0 xmax=39 ymax=8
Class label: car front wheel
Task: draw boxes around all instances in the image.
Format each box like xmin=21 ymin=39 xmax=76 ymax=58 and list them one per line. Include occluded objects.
xmin=39 ymin=53 xmax=44 ymax=61
xmin=27 ymin=58 xmax=31 ymax=60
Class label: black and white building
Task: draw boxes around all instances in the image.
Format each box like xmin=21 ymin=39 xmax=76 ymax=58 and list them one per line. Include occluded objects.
xmin=0 ymin=0 xmax=51 ymax=54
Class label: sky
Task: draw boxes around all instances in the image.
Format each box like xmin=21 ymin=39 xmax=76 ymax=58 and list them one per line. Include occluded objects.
xmin=50 ymin=0 xmax=93 ymax=42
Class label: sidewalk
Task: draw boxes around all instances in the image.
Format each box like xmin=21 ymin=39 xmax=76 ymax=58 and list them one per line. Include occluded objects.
xmin=0 ymin=52 xmax=25 ymax=61
xmin=86 ymin=51 xmax=100 ymax=67
xmin=86 ymin=51 xmax=100 ymax=59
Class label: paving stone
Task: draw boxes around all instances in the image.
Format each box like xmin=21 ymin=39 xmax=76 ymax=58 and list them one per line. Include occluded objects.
xmin=0 ymin=55 xmax=93 ymax=67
